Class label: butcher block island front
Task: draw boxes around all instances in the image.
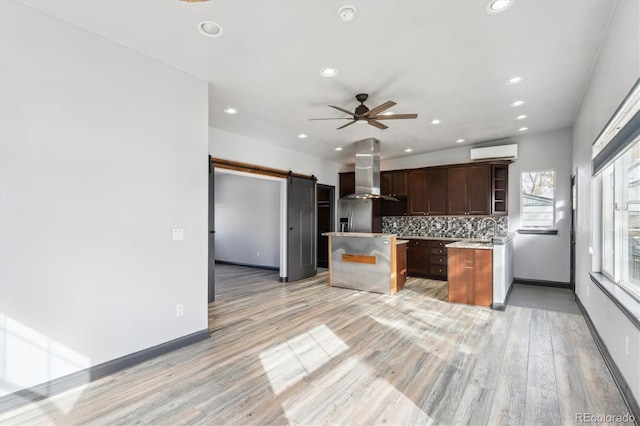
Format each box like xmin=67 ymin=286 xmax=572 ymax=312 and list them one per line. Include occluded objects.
xmin=323 ymin=232 xmax=407 ymax=295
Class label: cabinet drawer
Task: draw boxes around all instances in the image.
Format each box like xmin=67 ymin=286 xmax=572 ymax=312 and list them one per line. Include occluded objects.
xmin=431 ymin=255 xmax=447 ymax=265
xmin=430 ymin=240 xmax=448 ymax=248
xmin=430 ymin=247 xmax=447 ymax=256
xmin=409 ymin=239 xmax=430 ymax=247
xmin=431 ymin=265 xmax=447 ymax=276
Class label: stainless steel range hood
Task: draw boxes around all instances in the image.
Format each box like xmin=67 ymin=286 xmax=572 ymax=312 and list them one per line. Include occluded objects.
xmin=342 ymin=138 xmax=397 ymax=201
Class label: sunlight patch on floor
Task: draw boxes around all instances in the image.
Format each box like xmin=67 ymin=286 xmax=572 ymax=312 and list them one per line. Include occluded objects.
xmin=280 ymin=356 xmax=434 ymax=424
xmin=259 ymin=324 xmax=348 ymax=395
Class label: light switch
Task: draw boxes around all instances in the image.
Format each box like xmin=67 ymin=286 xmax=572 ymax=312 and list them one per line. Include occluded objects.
xmin=172 ymin=228 xmax=184 ymax=241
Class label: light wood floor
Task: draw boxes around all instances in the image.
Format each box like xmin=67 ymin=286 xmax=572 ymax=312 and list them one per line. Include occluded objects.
xmin=1 ymin=265 xmax=633 ymax=425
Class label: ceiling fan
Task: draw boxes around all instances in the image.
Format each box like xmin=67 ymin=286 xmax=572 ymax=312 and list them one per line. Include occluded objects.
xmin=310 ymin=93 xmax=418 ymax=130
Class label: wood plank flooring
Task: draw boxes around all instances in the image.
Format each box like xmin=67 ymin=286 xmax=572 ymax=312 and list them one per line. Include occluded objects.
xmin=1 ymin=265 xmax=634 ymax=425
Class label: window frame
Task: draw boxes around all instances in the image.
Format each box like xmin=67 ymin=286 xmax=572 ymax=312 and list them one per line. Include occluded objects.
xmin=593 ymin=78 xmax=640 ymax=303
xmin=519 ymin=169 xmax=557 ymax=232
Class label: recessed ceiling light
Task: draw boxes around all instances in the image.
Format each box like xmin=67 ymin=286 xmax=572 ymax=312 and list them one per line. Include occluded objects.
xmin=518 ymin=127 xmax=529 ymax=132
xmin=456 ymin=139 xmax=465 ymax=143
xmin=223 ymin=107 xmax=238 ymax=115
xmin=197 ymin=21 xmax=223 ymax=37
xmin=338 ymin=5 xmax=356 ymax=21
xmin=335 ymin=147 xmax=343 ymax=151
xmin=320 ymin=67 xmax=338 ymax=77
xmin=298 ymin=134 xmax=308 ymax=139
xmin=511 ymin=100 xmax=526 ymax=107
xmin=487 ymin=0 xmax=514 ymax=14
xmin=382 ymin=111 xmax=395 ymax=116
xmin=430 ymin=119 xmax=442 ymax=125
xmin=405 ymin=148 xmax=413 ymax=153
xmin=506 ymin=76 xmax=524 ymax=85
xmin=515 ymin=114 xmax=528 ymax=120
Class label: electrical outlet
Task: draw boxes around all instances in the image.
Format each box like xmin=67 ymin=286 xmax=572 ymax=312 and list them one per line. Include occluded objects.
xmin=176 ymin=304 xmax=184 ymax=317
xmin=625 ymin=336 xmax=630 ymax=356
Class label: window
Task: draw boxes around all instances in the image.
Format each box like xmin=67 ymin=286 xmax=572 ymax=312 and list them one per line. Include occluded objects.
xmin=594 ymin=78 xmax=640 ymax=301
xmin=600 ymin=141 xmax=640 ymax=300
xmin=520 ymin=170 xmax=555 ymax=229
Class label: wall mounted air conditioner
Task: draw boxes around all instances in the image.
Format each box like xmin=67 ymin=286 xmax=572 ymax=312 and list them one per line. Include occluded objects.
xmin=470 ymin=144 xmax=518 ymax=161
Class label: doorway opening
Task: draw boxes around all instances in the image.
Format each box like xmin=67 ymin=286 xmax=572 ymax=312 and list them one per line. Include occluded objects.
xmin=317 ymin=184 xmax=335 ymax=268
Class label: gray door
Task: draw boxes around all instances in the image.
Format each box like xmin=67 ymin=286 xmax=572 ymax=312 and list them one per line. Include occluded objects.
xmin=287 ymin=175 xmax=317 ymax=282
xmin=208 ymin=156 xmax=215 ymax=302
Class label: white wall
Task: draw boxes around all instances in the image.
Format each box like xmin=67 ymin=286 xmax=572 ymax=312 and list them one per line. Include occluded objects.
xmin=572 ymin=0 xmax=640 ymax=405
xmin=209 ymin=128 xmax=342 ymax=189
xmin=215 ymin=173 xmax=280 ymax=268
xmin=0 ymin=2 xmax=209 ymax=396
xmin=508 ymin=128 xmax=572 ymax=282
xmin=381 ymin=128 xmax=573 ymax=283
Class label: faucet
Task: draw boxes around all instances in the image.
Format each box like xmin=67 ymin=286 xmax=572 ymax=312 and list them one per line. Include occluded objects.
xmin=480 ymin=217 xmax=497 ymax=238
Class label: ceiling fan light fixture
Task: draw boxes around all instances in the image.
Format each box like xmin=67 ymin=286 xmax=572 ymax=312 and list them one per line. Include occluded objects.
xmin=487 ymin=0 xmax=514 ymax=14
xmin=198 ymin=21 xmax=223 ymax=37
xmin=338 ymin=5 xmax=356 ymax=21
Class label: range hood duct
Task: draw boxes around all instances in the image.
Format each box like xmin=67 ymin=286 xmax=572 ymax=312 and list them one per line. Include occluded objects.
xmin=342 ymin=138 xmax=397 ymax=201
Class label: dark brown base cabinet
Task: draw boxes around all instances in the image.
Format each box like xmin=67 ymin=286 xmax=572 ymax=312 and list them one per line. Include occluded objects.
xmin=447 ymin=248 xmax=492 ymax=307
xmin=407 ymin=239 xmax=452 ymax=280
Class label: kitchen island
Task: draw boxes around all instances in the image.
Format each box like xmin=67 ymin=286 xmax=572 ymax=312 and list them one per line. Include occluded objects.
xmin=323 ymin=232 xmax=407 ymax=295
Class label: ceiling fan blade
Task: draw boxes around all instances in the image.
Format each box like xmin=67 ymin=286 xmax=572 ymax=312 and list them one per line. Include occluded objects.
xmin=371 ymin=113 xmax=418 ymax=120
xmin=329 ymin=105 xmax=357 ymax=117
xmin=337 ymin=120 xmax=356 ymax=130
xmin=363 ymin=101 xmax=396 ymax=117
xmin=309 ymin=118 xmax=352 ymax=121
xmin=367 ymin=119 xmax=388 ymax=130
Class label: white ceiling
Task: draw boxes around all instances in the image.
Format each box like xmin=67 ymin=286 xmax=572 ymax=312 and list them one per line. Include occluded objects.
xmin=22 ymin=0 xmax=616 ymax=164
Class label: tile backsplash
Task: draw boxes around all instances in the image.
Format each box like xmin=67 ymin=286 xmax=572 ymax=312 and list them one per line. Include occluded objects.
xmin=382 ymin=216 xmax=508 ymax=239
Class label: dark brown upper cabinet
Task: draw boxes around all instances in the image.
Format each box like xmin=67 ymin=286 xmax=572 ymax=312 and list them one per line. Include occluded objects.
xmin=446 ymin=165 xmax=490 ymax=215
xmin=426 ymin=168 xmax=447 ymax=215
xmin=491 ymin=164 xmax=508 ymax=216
xmin=381 ymin=170 xmax=408 ymax=197
xmin=408 ymin=168 xmax=448 ymax=215
xmin=339 ymin=172 xmax=355 ymax=198
xmin=408 ymin=170 xmax=428 ymax=215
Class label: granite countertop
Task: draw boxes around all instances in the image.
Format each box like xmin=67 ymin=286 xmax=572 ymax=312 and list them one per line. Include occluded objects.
xmin=397 ymin=235 xmax=492 ymax=243
xmin=446 ymin=240 xmax=494 ymax=250
xmin=396 ymin=232 xmax=516 ymax=245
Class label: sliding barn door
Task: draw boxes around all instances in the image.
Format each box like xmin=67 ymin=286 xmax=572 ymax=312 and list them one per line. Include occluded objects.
xmin=287 ymin=175 xmax=317 ymax=282
xmin=208 ymin=156 xmax=215 ymax=302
